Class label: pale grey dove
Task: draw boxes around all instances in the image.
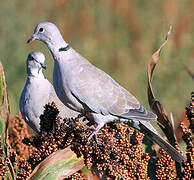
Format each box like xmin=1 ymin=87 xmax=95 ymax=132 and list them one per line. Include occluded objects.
xmin=27 ymin=22 xmax=185 ymax=162
xmin=19 ymin=51 xmax=79 ymax=133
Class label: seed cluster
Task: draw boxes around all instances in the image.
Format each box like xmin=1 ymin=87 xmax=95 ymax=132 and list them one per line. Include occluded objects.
xmin=16 ymin=102 xmax=151 ymax=179
xmin=39 ymin=102 xmax=60 ymax=133
xmin=0 ymin=142 xmax=18 ymax=178
xmin=1 ymin=93 xmax=193 ymax=179
xmin=180 ymin=92 xmax=194 ymax=179
xmin=156 ymin=148 xmax=176 ymax=179
xmin=0 ymin=141 xmax=8 ymax=177
xmin=185 ymin=92 xmax=194 ymax=132
xmin=8 ymin=113 xmax=33 ymax=160
xmin=19 ymin=102 xmax=90 ymax=179
xmin=67 ymin=172 xmax=86 ymax=180
xmin=74 ymin=123 xmax=150 ymax=179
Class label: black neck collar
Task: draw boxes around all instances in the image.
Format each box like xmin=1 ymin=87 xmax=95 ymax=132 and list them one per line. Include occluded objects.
xmin=58 ymin=44 xmax=71 ymax=52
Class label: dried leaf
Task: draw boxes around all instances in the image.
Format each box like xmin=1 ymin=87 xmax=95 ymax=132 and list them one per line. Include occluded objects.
xmin=0 ymin=60 xmax=16 ymax=179
xmin=169 ymin=112 xmax=175 ymax=131
xmin=28 ymin=146 xmax=84 ymax=180
xmin=0 ymin=60 xmax=10 ymax=134
xmin=147 ymin=26 xmax=177 ymax=146
xmin=176 ymin=110 xmax=188 ymax=142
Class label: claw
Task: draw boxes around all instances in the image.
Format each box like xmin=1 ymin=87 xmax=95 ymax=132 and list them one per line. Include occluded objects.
xmin=88 ymin=123 xmax=104 ymax=143
xmin=88 ymin=131 xmax=97 ymax=141
xmin=88 ymin=132 xmax=99 ymax=144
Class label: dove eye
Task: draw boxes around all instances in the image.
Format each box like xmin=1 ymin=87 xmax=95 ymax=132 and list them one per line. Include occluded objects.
xmin=39 ymin=28 xmax=44 ymax=33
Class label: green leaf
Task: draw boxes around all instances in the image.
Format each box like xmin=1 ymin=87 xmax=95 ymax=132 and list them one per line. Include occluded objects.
xmin=29 ymin=146 xmax=84 ymax=180
xmin=81 ymin=166 xmax=91 ymax=174
xmin=0 ymin=117 xmax=4 ymax=135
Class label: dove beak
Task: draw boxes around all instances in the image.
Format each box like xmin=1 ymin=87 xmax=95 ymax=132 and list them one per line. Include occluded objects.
xmin=40 ymin=63 xmax=46 ymax=70
xmin=27 ymin=34 xmax=37 ymax=43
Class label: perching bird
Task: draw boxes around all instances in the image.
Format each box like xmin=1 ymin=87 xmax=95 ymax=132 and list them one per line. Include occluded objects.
xmin=19 ymin=51 xmax=79 ymax=133
xmin=27 ymin=22 xmax=185 ymax=162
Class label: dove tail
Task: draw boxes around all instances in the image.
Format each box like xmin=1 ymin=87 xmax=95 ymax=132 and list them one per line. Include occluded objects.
xmin=139 ymin=121 xmax=185 ymax=163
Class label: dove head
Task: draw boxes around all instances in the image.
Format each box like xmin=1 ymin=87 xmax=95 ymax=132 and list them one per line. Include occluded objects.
xmin=26 ymin=52 xmax=46 ymax=77
xmin=27 ymin=22 xmax=66 ymax=48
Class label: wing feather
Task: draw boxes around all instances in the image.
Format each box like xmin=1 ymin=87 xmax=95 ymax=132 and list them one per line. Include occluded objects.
xmin=70 ymin=64 xmax=142 ymax=117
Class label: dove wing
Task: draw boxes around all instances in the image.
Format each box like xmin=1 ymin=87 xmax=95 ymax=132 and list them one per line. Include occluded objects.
xmin=70 ymin=64 xmax=155 ymax=120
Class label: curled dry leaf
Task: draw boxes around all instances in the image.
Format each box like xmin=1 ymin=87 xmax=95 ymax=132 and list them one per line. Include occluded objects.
xmin=0 ymin=60 xmax=16 ymax=179
xmin=0 ymin=60 xmax=10 ymax=137
xmin=27 ymin=146 xmax=84 ymax=180
xmin=147 ymin=26 xmax=177 ymax=147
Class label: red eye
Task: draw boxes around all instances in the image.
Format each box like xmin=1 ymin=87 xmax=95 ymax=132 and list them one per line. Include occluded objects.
xmin=39 ymin=28 xmax=44 ymax=32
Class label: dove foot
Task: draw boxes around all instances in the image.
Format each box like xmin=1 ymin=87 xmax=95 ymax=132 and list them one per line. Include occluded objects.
xmin=88 ymin=123 xmax=104 ymax=142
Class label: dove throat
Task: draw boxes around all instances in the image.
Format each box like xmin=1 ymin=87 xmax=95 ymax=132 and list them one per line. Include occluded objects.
xmin=27 ymin=67 xmax=44 ymax=78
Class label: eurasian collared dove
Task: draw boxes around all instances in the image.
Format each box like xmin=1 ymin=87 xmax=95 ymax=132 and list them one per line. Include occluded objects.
xmin=19 ymin=51 xmax=79 ymax=133
xmin=27 ymin=22 xmax=185 ymax=162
